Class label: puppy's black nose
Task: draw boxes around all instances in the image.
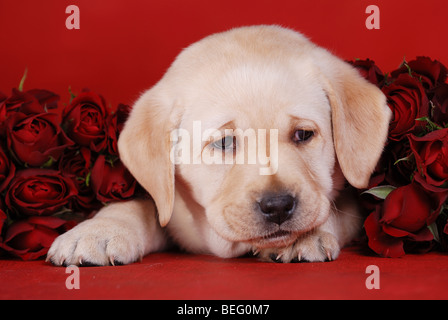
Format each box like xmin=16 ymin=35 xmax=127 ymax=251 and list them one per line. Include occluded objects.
xmin=258 ymin=194 xmax=296 ymax=225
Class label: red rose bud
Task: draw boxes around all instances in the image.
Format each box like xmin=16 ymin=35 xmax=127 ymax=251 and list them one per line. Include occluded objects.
xmin=382 ymin=74 xmax=430 ymax=141
xmin=6 ymin=103 xmax=74 ymax=167
xmin=409 ymin=128 xmax=448 ymax=190
xmin=106 ymin=103 xmax=131 ymax=156
xmin=25 ymin=89 xmax=60 ymax=110
xmin=364 ymin=182 xmax=440 ymax=257
xmin=62 ymin=91 xmax=109 ymax=153
xmin=2 ymin=89 xmax=42 ymax=115
xmin=391 ymin=56 xmax=448 ymax=90
xmin=59 ymin=148 xmax=101 ymax=211
xmin=5 ymin=169 xmax=78 ymax=216
xmin=0 ymin=91 xmax=7 ymax=129
xmin=0 ymin=143 xmax=15 ymax=193
xmin=432 ymin=83 xmax=448 ymax=127
xmin=1 ymin=88 xmax=59 ymax=121
xmin=347 ymin=58 xmax=384 ymax=86
xmin=90 ymin=155 xmax=137 ymax=203
xmin=0 ymin=216 xmax=75 ymax=260
xmin=0 ymin=201 xmax=6 ymax=243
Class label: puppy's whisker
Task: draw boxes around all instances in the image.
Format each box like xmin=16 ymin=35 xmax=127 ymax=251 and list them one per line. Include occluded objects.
xmin=328 ymin=199 xmax=363 ymax=220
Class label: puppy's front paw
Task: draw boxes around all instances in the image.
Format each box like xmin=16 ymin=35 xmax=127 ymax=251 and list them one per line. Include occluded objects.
xmin=257 ymin=230 xmax=340 ymax=263
xmin=46 ymin=218 xmax=145 ymax=267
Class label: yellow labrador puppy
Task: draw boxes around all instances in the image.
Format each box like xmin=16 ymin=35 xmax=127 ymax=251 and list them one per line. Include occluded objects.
xmin=48 ymin=25 xmax=391 ymax=265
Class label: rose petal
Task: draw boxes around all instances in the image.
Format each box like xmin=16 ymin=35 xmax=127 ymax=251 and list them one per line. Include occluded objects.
xmin=364 ymin=208 xmax=405 ymax=257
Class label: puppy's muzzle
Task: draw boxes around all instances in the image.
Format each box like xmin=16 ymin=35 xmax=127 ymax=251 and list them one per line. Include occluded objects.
xmin=258 ymin=193 xmax=296 ymax=225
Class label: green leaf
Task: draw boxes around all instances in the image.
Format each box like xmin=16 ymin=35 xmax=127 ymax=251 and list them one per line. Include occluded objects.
xmin=41 ymin=156 xmax=55 ymax=168
xmin=85 ymin=171 xmax=91 ymax=187
xmin=106 ymin=155 xmax=119 ymax=167
xmin=68 ymin=86 xmax=76 ymax=103
xmin=394 ymin=154 xmax=413 ymax=166
xmin=398 ymin=56 xmax=407 ymax=69
xmin=361 ymin=185 xmax=396 ymax=200
xmin=442 ymin=204 xmax=448 ymax=213
xmin=18 ymin=68 xmax=28 ymax=92
xmin=383 ymin=72 xmax=391 ymax=86
xmin=416 ymin=116 xmax=443 ymax=131
xmin=427 ymin=222 xmax=440 ymax=243
xmin=404 ymin=62 xmax=413 ymax=76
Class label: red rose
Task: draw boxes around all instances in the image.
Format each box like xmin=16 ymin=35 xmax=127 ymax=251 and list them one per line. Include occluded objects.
xmin=348 ymin=58 xmax=384 ymax=86
xmin=382 ymin=73 xmax=430 ymax=141
xmin=6 ymin=101 xmax=74 ymax=167
xmin=62 ymin=91 xmax=109 ymax=153
xmin=1 ymin=89 xmax=40 ymax=122
xmin=0 ymin=216 xmax=74 ymax=260
xmin=432 ymin=83 xmax=448 ymax=127
xmin=0 ymin=91 xmax=6 ymax=131
xmin=59 ymin=147 xmax=101 ymax=211
xmin=2 ymin=89 xmax=35 ymax=115
xmin=0 ymin=89 xmax=59 ymax=126
xmin=5 ymin=88 xmax=59 ymax=111
xmin=106 ymin=103 xmax=131 ymax=156
xmin=5 ymin=169 xmax=78 ymax=216
xmin=0 ymin=143 xmax=15 ymax=193
xmin=370 ymin=140 xmax=415 ymax=188
xmin=90 ymin=155 xmax=137 ymax=202
xmin=391 ymin=56 xmax=448 ymax=90
xmin=0 ymin=201 xmax=6 ymax=243
xmin=409 ymin=129 xmax=448 ymax=190
xmin=364 ymin=182 xmax=440 ymax=257
xmin=25 ymin=89 xmax=60 ymax=110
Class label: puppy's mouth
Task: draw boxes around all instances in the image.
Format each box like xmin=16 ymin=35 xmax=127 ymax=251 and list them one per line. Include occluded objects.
xmin=250 ymin=229 xmax=295 ymax=248
xmin=263 ymin=230 xmax=290 ymax=240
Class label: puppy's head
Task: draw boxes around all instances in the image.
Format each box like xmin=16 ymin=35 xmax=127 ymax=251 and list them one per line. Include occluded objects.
xmin=119 ymin=26 xmax=391 ymax=249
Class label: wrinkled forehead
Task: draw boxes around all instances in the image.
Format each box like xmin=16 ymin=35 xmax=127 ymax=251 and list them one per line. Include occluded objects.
xmin=180 ymin=60 xmax=331 ymax=131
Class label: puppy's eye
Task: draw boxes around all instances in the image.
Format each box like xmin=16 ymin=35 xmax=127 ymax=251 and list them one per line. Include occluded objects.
xmin=293 ymin=129 xmax=314 ymax=143
xmin=211 ymin=136 xmax=235 ymax=150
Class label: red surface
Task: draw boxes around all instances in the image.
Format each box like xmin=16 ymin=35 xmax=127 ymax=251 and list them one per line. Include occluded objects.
xmin=0 ymin=0 xmax=447 ymax=107
xmin=1 ymin=246 xmax=447 ymax=300
xmin=1 ymin=0 xmax=448 ymax=301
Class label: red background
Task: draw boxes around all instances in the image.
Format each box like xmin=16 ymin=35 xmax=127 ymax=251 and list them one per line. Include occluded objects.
xmin=0 ymin=0 xmax=447 ymax=107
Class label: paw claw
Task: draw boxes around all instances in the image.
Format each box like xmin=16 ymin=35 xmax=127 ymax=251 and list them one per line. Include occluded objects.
xmin=47 ymin=217 xmax=145 ymax=267
xmin=252 ymin=247 xmax=260 ymax=256
xmin=325 ymin=249 xmax=332 ymax=262
xmin=257 ymin=230 xmax=340 ymax=263
xmin=269 ymin=253 xmax=283 ymax=263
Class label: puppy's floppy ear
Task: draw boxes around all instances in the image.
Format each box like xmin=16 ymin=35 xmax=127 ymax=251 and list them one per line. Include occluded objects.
xmin=314 ymin=49 xmax=392 ymax=189
xmin=118 ymin=86 xmax=182 ymax=227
